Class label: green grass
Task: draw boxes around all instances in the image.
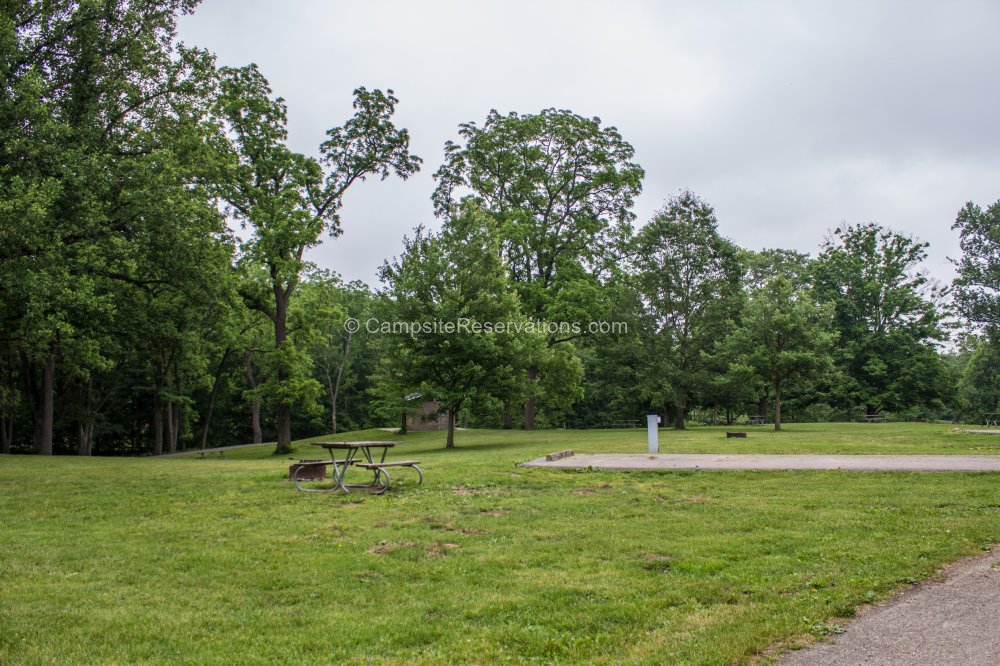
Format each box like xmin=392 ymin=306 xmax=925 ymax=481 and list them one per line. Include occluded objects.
xmin=2 ymin=423 xmax=1000 ymax=664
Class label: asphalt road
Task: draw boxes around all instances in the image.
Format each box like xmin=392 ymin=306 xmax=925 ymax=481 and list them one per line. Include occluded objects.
xmin=779 ymin=545 xmax=1000 ymax=665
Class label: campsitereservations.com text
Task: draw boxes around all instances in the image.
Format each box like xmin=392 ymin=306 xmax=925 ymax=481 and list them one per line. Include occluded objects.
xmin=345 ymin=318 xmax=628 ymax=336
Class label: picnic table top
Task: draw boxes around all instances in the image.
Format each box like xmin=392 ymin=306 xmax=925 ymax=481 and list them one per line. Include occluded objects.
xmin=313 ymin=441 xmax=397 ymax=450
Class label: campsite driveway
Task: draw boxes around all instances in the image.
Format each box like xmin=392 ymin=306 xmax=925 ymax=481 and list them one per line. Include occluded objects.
xmin=522 ymin=453 xmax=1000 ymax=472
xmin=779 ymin=544 xmax=1000 ymax=665
xmin=523 ymin=452 xmax=1000 ymax=664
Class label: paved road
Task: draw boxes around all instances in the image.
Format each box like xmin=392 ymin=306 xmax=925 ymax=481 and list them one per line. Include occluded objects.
xmin=521 ymin=453 xmax=1000 ymax=472
xmin=779 ymin=545 xmax=1000 ymax=665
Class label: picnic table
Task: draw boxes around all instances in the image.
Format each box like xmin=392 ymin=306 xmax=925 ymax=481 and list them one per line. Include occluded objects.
xmin=865 ymin=415 xmax=888 ymax=423
xmin=610 ymin=419 xmax=640 ymax=429
xmin=984 ymin=413 xmax=1000 ymax=427
xmin=292 ymin=441 xmax=422 ymax=495
xmin=746 ymin=416 xmax=768 ymax=426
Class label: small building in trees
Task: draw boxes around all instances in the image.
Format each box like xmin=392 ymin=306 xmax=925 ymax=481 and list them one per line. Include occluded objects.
xmin=405 ymin=398 xmax=448 ymax=431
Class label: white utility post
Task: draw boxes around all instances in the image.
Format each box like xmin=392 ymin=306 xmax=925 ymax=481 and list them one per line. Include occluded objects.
xmin=647 ymin=414 xmax=660 ymax=453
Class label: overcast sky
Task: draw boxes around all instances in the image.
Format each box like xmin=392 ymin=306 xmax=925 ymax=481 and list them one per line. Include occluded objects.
xmin=178 ymin=0 xmax=1000 ymax=288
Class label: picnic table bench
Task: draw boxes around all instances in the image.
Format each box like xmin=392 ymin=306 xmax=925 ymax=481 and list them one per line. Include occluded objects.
xmin=194 ymin=450 xmax=225 ymax=459
xmin=864 ymin=415 xmax=888 ymax=423
xmin=746 ymin=416 xmax=768 ymax=426
xmin=984 ymin=413 xmax=1000 ymax=427
xmin=610 ymin=419 xmax=640 ymax=429
xmin=293 ymin=441 xmax=422 ymax=495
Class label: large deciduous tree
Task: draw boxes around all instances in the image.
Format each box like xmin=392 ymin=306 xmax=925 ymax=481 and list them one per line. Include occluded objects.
xmin=725 ymin=277 xmax=837 ymax=430
xmin=432 ymin=108 xmax=644 ymax=428
xmin=292 ymin=272 xmax=373 ymax=435
xmin=0 ymin=0 xmax=226 ymax=454
xmin=377 ymin=205 xmax=534 ymax=448
xmin=812 ymin=223 xmax=949 ymax=416
xmin=213 ymin=66 xmax=420 ymax=454
xmin=632 ymin=191 xmax=743 ymax=428
xmin=952 ymin=199 xmax=1000 ymax=332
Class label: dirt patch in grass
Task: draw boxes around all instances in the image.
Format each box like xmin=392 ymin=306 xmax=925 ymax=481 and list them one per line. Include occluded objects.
xmin=425 ymin=542 xmax=460 ymax=557
xmin=642 ymin=553 xmax=673 ymax=573
xmin=481 ymin=509 xmax=510 ymax=517
xmin=367 ymin=540 xmax=417 ymax=555
xmin=643 ymin=553 xmax=672 ymax=563
xmin=452 ymin=487 xmax=478 ymax=496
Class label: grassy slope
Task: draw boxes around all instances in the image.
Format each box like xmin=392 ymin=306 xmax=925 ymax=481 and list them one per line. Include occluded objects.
xmin=1 ymin=423 xmax=999 ymax=665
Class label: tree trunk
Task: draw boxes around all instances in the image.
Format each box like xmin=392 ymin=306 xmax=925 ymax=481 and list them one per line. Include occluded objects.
xmin=152 ymin=404 xmax=163 ymax=456
xmin=712 ymin=402 xmax=719 ymax=426
xmin=673 ymin=392 xmax=686 ymax=430
xmin=330 ymin=333 xmax=351 ymax=435
xmin=173 ymin=379 xmax=183 ymax=451
xmin=774 ymin=379 xmax=782 ymax=432
xmin=0 ymin=415 xmax=10 ymax=454
xmin=446 ymin=408 xmax=456 ymax=448
xmin=758 ymin=394 xmax=767 ymax=419
xmin=165 ymin=398 xmax=176 ymax=453
xmin=273 ymin=288 xmax=293 ymax=455
xmin=199 ymin=349 xmax=232 ymax=450
xmin=35 ymin=354 xmax=55 ymax=455
xmin=250 ymin=398 xmax=262 ymax=445
xmin=326 ymin=381 xmax=337 ymax=435
xmin=77 ymin=422 xmax=90 ymax=456
xmin=244 ymin=352 xmax=262 ymax=445
xmin=76 ymin=379 xmax=94 ymax=455
xmin=866 ymin=404 xmax=877 ymax=417
xmin=0 ymin=361 xmax=9 ymax=453
xmin=523 ymin=366 xmax=538 ymax=430
xmin=153 ymin=357 xmax=164 ymax=456
xmin=502 ymin=402 xmax=513 ymax=429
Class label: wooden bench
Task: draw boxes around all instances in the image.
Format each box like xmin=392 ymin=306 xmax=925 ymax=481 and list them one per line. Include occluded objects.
xmin=355 ymin=460 xmax=423 ymax=487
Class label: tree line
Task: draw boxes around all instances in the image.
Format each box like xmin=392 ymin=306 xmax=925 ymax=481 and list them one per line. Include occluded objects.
xmin=2 ymin=1 xmax=999 ymax=455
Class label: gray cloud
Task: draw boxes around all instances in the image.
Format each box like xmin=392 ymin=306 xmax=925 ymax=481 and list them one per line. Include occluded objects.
xmin=178 ymin=0 xmax=1000 ymax=286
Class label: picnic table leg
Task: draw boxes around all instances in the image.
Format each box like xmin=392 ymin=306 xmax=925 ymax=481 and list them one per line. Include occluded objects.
xmin=373 ymin=467 xmax=390 ymax=495
xmin=339 ymin=446 xmax=388 ymax=492
xmin=328 ymin=449 xmax=357 ymax=491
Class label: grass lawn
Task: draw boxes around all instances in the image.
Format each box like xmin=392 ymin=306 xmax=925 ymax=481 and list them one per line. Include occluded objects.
xmin=2 ymin=423 xmax=1000 ymax=665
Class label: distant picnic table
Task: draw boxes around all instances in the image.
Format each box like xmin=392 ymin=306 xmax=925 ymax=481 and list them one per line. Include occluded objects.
xmin=292 ymin=441 xmax=422 ymax=495
xmin=610 ymin=419 xmax=640 ymax=429
xmin=864 ymin=415 xmax=888 ymax=423
xmin=983 ymin=413 xmax=1000 ymax=427
xmin=746 ymin=416 xmax=768 ymax=426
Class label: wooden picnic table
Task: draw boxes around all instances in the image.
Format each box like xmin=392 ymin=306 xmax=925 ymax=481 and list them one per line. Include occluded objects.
xmin=864 ymin=415 xmax=888 ymax=423
xmin=292 ymin=441 xmax=421 ymax=495
xmin=746 ymin=416 xmax=768 ymax=426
